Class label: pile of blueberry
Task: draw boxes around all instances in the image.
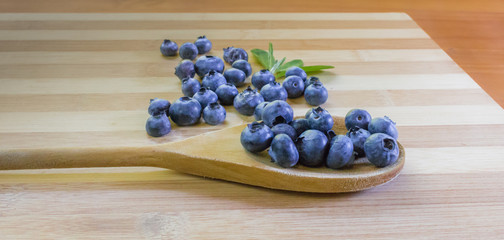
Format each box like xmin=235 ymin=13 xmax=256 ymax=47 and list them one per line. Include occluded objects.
xmin=241 ymin=104 xmax=400 ymax=169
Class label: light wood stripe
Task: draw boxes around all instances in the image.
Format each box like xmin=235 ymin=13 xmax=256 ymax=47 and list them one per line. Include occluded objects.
xmin=0 ymin=29 xmax=429 ymax=40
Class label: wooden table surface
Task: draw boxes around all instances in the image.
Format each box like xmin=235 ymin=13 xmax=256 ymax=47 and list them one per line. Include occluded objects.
xmin=1 ymin=5 xmax=504 ymax=240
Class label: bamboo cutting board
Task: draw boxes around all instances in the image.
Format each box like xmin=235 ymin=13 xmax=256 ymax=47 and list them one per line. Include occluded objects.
xmin=1 ymin=13 xmax=504 ymax=239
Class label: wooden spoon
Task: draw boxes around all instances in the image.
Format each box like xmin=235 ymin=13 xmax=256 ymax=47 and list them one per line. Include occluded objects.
xmin=0 ymin=116 xmax=404 ymax=193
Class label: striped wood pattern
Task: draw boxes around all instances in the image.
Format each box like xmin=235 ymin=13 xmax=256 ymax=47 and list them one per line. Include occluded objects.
xmin=1 ymin=13 xmax=504 ymax=239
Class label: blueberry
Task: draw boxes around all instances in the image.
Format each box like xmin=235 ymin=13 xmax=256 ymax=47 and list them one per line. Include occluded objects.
xmin=269 ymin=134 xmax=299 ymax=168
xmin=305 ymin=108 xmax=314 ymax=118
xmin=304 ymin=81 xmax=328 ymax=106
xmin=326 ymin=135 xmax=354 ymax=169
xmin=253 ymin=101 xmax=269 ymax=121
xmin=346 ymin=127 xmax=371 ymax=158
xmin=181 ymin=77 xmax=201 ymax=97
xmin=215 ymin=83 xmax=238 ymax=106
xmin=290 ymin=118 xmax=309 ymax=136
xmin=224 ymin=68 xmax=246 ymax=87
xmin=368 ymin=116 xmax=398 ymax=139
xmin=174 ymin=60 xmax=196 ymax=81
xmin=364 ymin=133 xmax=399 ymax=167
xmin=194 ymin=55 xmax=225 ymax=78
xmin=240 ymin=121 xmax=274 ymax=153
xmin=296 ymin=129 xmax=328 ymax=167
xmin=304 ymin=76 xmax=320 ymax=89
xmin=201 ymin=70 xmax=226 ymax=92
xmin=251 ymin=69 xmax=275 ymax=90
xmin=282 ymin=75 xmax=305 ymax=98
xmin=231 ymin=60 xmax=252 ymax=78
xmin=271 ymin=123 xmax=297 ymax=141
xmin=203 ymin=102 xmax=226 ymax=125
xmin=160 ymin=39 xmax=178 ymax=56
xmin=285 ymin=66 xmax=307 ymax=81
xmin=194 ymin=36 xmax=212 ymax=54
xmin=179 ymin=42 xmax=198 ymax=60
xmin=345 ymin=109 xmax=372 ymax=130
xmin=325 ymin=129 xmax=337 ymax=142
xmin=260 ymin=81 xmax=288 ymax=102
xmin=168 ymin=97 xmax=202 ymax=126
xmin=261 ymin=100 xmax=294 ymax=128
xmin=223 ymin=47 xmax=248 ymax=64
xmin=233 ymin=86 xmax=264 ymax=116
xmin=145 ymin=114 xmax=171 ymax=137
xmin=148 ymin=98 xmax=170 ymax=116
xmin=307 ymin=106 xmax=334 ymax=132
xmin=193 ymin=87 xmax=218 ymax=110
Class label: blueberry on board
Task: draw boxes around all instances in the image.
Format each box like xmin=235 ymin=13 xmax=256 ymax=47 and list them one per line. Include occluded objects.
xmin=181 ymin=77 xmax=201 ymax=97
xmin=290 ymin=118 xmax=310 ymax=136
xmin=174 ymin=60 xmax=196 ymax=81
xmin=346 ymin=126 xmax=371 ymax=158
xmin=261 ymin=100 xmax=294 ymax=128
xmin=307 ymin=106 xmax=334 ymax=133
xmin=215 ymin=83 xmax=239 ymax=106
xmin=368 ymin=116 xmax=398 ymax=139
xmin=326 ymin=135 xmax=355 ymax=169
xmin=194 ymin=55 xmax=225 ymax=78
xmin=148 ymin=98 xmax=171 ymax=116
xmin=304 ymin=76 xmax=320 ymax=89
xmin=269 ymin=134 xmax=299 ymax=168
xmin=145 ymin=114 xmax=171 ymax=137
xmin=283 ymin=75 xmax=305 ymax=98
xmin=203 ymin=102 xmax=226 ymax=125
xmin=304 ymin=81 xmax=328 ymax=106
xmin=251 ymin=69 xmax=275 ymax=90
xmin=364 ymin=133 xmax=399 ymax=167
xmin=160 ymin=39 xmax=178 ymax=56
xmin=233 ymin=86 xmax=264 ymax=116
xmin=240 ymin=121 xmax=274 ymax=153
xmin=194 ymin=36 xmax=212 ymax=54
xmin=223 ymin=47 xmax=248 ymax=64
xmin=260 ymin=81 xmax=288 ymax=102
xmin=296 ymin=129 xmax=329 ymax=167
xmin=193 ymin=87 xmax=218 ymax=110
xmin=254 ymin=101 xmax=269 ymax=121
xmin=202 ymin=70 xmax=227 ymax=92
xmin=285 ymin=66 xmax=307 ymax=81
xmin=345 ymin=109 xmax=372 ymax=130
xmin=271 ymin=123 xmax=297 ymax=140
xmin=232 ymin=60 xmax=252 ymax=78
xmin=224 ymin=68 xmax=246 ymax=87
xmin=168 ymin=97 xmax=202 ymax=126
xmin=179 ymin=42 xmax=198 ymax=60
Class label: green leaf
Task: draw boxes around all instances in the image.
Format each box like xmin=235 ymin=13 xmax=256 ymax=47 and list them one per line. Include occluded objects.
xmin=276 ymin=65 xmax=334 ymax=78
xmin=277 ymin=59 xmax=304 ymax=71
xmin=251 ymin=49 xmax=270 ymax=69
xmin=270 ymin=57 xmax=286 ymax=74
xmin=268 ymin=43 xmax=275 ymax=69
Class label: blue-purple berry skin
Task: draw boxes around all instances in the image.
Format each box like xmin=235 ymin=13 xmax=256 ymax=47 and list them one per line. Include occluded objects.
xmin=232 ymin=60 xmax=252 ymax=78
xmin=346 ymin=127 xmax=371 ymax=158
xmin=254 ymin=101 xmax=269 ymax=121
xmin=251 ymin=69 xmax=275 ymax=90
xmin=364 ymin=133 xmax=399 ymax=167
xmin=146 ymin=114 xmax=171 ymax=137
xmin=326 ymin=135 xmax=354 ymax=169
xmin=233 ymin=86 xmax=264 ymax=116
xmin=179 ymin=42 xmax=198 ymax=60
xmin=269 ymin=134 xmax=299 ymax=168
xmin=240 ymin=121 xmax=274 ymax=153
xmin=194 ymin=36 xmax=212 ymax=54
xmin=271 ymin=123 xmax=297 ymax=141
xmin=290 ymin=118 xmax=310 ymax=136
xmin=203 ymin=102 xmax=226 ymax=125
xmin=192 ymin=87 xmax=218 ymax=110
xmin=160 ymin=39 xmax=178 ymax=56
xmin=174 ymin=60 xmax=196 ymax=81
xmin=181 ymin=78 xmax=201 ymax=97
xmin=261 ymin=100 xmax=294 ymax=128
xmin=223 ymin=47 xmax=248 ymax=64
xmin=201 ymin=70 xmax=227 ymax=92
xmin=215 ymin=83 xmax=238 ymax=106
xmin=260 ymin=81 xmax=288 ymax=102
xmin=304 ymin=76 xmax=320 ymax=89
xmin=296 ymin=129 xmax=329 ymax=167
xmin=148 ymin=98 xmax=171 ymax=116
xmin=345 ymin=109 xmax=372 ymax=130
xmin=224 ymin=68 xmax=246 ymax=87
xmin=285 ymin=66 xmax=307 ymax=81
xmin=368 ymin=116 xmax=398 ymax=139
xmin=283 ymin=75 xmax=305 ymax=98
xmin=307 ymin=107 xmax=334 ymax=133
xmin=194 ymin=55 xmax=225 ymax=78
xmin=304 ymin=82 xmax=328 ymax=106
xmin=168 ymin=97 xmax=202 ymax=126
